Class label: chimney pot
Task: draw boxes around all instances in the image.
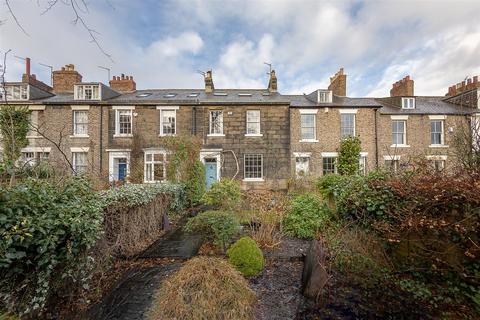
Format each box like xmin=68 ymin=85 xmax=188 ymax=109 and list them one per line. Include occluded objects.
xmin=109 ymin=73 xmax=136 ymax=92
xmin=52 ymin=64 xmax=82 ymax=93
xmin=204 ymin=70 xmax=214 ymax=93
xmin=25 ymin=57 xmax=31 ymax=76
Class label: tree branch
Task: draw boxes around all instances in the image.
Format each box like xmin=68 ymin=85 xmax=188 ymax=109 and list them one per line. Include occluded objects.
xmin=4 ymin=0 xmax=30 ymax=36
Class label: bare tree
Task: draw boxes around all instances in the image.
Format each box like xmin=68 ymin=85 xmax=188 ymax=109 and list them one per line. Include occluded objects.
xmin=452 ymin=115 xmax=480 ymax=177
xmin=3 ymin=0 xmax=113 ymax=60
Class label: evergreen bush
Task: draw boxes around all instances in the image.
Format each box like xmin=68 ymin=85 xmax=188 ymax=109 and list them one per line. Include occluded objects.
xmin=283 ymin=193 xmax=333 ymax=239
xmin=227 ymin=237 xmax=264 ymax=277
xmin=337 ymin=136 xmax=361 ymax=175
xmin=201 ymin=178 xmax=242 ymax=209
xmin=185 ymin=160 xmax=206 ymax=206
xmin=184 ymin=210 xmax=240 ymax=250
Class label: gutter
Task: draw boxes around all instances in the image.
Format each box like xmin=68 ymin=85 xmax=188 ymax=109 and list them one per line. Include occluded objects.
xmin=374 ymin=108 xmax=379 ymax=169
xmin=99 ymin=105 xmax=103 ymax=173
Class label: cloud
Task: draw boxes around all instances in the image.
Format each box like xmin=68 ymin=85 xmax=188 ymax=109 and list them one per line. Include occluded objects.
xmin=0 ymin=0 xmax=479 ymax=96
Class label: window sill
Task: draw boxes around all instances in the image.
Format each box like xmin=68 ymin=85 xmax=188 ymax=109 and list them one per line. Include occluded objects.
xmin=245 ymin=133 xmax=263 ymax=137
xmin=300 ymin=139 xmax=319 ymax=143
xmin=70 ymin=134 xmax=90 ymax=138
xmin=158 ymin=134 xmax=177 ymax=137
xmin=113 ymin=134 xmax=133 ymax=138
xmin=390 ymin=144 xmax=410 ymax=148
xmin=429 ymin=144 xmax=449 ymax=148
xmin=207 ymin=134 xmax=225 ymax=137
xmin=243 ymin=178 xmax=264 ymax=182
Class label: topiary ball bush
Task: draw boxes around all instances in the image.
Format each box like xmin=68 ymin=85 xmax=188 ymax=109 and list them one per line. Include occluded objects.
xmin=227 ymin=236 xmax=264 ymax=277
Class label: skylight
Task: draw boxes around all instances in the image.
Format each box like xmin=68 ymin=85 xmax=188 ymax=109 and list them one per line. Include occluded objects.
xmin=213 ymin=92 xmax=228 ymax=96
xmin=238 ymin=93 xmax=252 ymax=97
xmin=187 ymin=93 xmax=200 ymax=97
xmin=262 ymin=92 xmax=270 ymax=96
xmin=136 ymin=93 xmax=152 ymax=98
xmin=163 ymin=93 xmax=177 ymax=98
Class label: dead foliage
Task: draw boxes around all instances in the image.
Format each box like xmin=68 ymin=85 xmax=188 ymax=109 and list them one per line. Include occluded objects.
xmin=147 ymin=256 xmax=256 ymax=320
xmin=102 ymin=194 xmax=169 ymax=257
xmin=243 ymin=191 xmax=287 ymax=250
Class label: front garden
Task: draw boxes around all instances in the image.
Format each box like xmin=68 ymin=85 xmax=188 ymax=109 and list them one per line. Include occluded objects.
xmin=0 ymin=134 xmax=479 ymax=319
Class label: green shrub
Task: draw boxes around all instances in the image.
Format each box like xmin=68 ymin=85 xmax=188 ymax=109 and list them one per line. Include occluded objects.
xmin=185 ymin=160 xmax=206 ymax=206
xmin=0 ymin=177 xmax=103 ymax=316
xmin=283 ymin=193 xmax=333 ymax=239
xmin=337 ymin=135 xmax=362 ymax=175
xmin=227 ymin=237 xmax=264 ymax=277
xmin=184 ymin=210 xmax=240 ymax=250
xmin=201 ymin=179 xmax=242 ymax=209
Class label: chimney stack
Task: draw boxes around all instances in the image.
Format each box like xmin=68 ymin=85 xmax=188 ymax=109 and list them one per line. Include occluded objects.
xmin=390 ymin=75 xmax=414 ymax=97
xmin=204 ymin=70 xmax=214 ymax=93
xmin=21 ymin=57 xmax=53 ymax=92
xmin=445 ymin=75 xmax=479 ymax=96
xmin=109 ymin=73 xmax=136 ymax=92
xmin=268 ymin=70 xmax=277 ymax=93
xmin=52 ymin=64 xmax=82 ymax=93
xmin=328 ymin=68 xmax=347 ymax=96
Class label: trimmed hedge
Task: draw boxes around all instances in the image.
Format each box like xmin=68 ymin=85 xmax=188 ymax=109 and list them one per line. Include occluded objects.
xmin=227 ymin=237 xmax=264 ymax=277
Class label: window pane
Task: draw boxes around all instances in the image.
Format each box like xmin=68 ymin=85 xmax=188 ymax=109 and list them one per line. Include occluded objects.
xmin=73 ymin=152 xmax=88 ymax=174
xmin=161 ymin=110 xmax=176 ymax=135
xmin=74 ymin=111 xmax=88 ymax=135
xmin=246 ymin=110 xmax=260 ymax=134
xmin=430 ymin=121 xmax=443 ymax=145
xmin=301 ymin=114 xmax=315 ymax=140
xmin=210 ymin=111 xmax=223 ymax=134
xmin=341 ymin=114 xmax=355 ymax=137
xmin=244 ymin=154 xmax=263 ymax=179
xmin=118 ymin=110 xmax=132 ymax=134
xmin=322 ymin=157 xmax=337 ymax=175
xmin=392 ymin=121 xmax=405 ymax=145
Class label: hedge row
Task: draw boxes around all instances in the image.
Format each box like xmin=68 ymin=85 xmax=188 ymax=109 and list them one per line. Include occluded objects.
xmin=0 ymin=178 xmax=186 ymax=317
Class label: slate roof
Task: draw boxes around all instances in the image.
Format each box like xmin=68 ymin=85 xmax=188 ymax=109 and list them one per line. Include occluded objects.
xmin=376 ymin=96 xmax=474 ymax=115
xmin=1 ymin=80 xmax=476 ymax=115
xmin=288 ymin=94 xmax=382 ymax=108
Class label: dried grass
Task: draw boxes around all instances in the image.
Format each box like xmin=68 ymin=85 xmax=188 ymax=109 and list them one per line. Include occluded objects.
xmin=147 ymin=256 xmax=256 ymax=320
xmin=243 ymin=191 xmax=287 ymax=250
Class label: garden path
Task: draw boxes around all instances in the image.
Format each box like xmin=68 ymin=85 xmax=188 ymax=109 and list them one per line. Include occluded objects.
xmin=85 ymin=223 xmax=204 ymax=320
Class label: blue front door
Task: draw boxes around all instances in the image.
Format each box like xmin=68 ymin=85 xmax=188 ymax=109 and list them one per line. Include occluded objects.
xmin=118 ymin=159 xmax=127 ymax=181
xmin=205 ymin=159 xmax=217 ymax=190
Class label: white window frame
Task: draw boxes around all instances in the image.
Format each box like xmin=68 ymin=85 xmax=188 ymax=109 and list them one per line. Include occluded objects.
xmin=401 ymin=97 xmax=415 ymax=109
xmin=144 ymin=149 xmax=168 ymax=183
xmin=317 ymin=90 xmax=332 ymax=103
xmin=430 ymin=120 xmax=444 ymax=146
xmin=322 ymin=156 xmax=338 ymax=175
xmin=243 ymin=154 xmax=264 ymax=181
xmin=20 ymin=147 xmax=51 ymax=166
xmin=72 ymin=110 xmax=89 ymax=137
xmin=2 ymin=84 xmax=29 ymax=101
xmin=114 ymin=106 xmax=134 ymax=137
xmin=245 ymin=110 xmax=262 ymax=136
xmin=157 ymin=106 xmax=179 ymax=137
xmin=391 ymin=117 xmax=409 ymax=147
xmin=26 ymin=110 xmax=40 ymax=138
xmin=359 ymin=152 xmax=368 ymax=175
xmin=72 ymin=151 xmax=88 ymax=175
xmin=340 ymin=113 xmax=356 ymax=138
xmin=299 ymin=109 xmax=318 ymax=142
xmin=208 ymin=110 xmax=224 ymax=136
xmin=74 ymin=84 xmax=101 ymax=100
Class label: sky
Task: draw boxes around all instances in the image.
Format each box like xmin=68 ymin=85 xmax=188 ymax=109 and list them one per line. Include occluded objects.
xmin=0 ymin=0 xmax=479 ymax=97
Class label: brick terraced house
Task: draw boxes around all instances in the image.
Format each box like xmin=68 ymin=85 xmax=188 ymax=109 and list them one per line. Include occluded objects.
xmin=1 ymin=59 xmax=478 ymax=190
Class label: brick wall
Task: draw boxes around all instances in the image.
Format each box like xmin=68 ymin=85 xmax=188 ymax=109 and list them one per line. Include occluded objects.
xmin=290 ymin=107 xmax=377 ymax=176
xmin=376 ymin=113 xmax=467 ymax=169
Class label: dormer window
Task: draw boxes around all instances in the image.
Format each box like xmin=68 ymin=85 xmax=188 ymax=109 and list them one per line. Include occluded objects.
xmin=402 ymin=97 xmax=415 ymax=109
xmin=74 ymin=84 xmax=100 ymax=100
xmin=1 ymin=84 xmax=28 ymax=101
xmin=317 ymin=90 xmax=332 ymax=103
